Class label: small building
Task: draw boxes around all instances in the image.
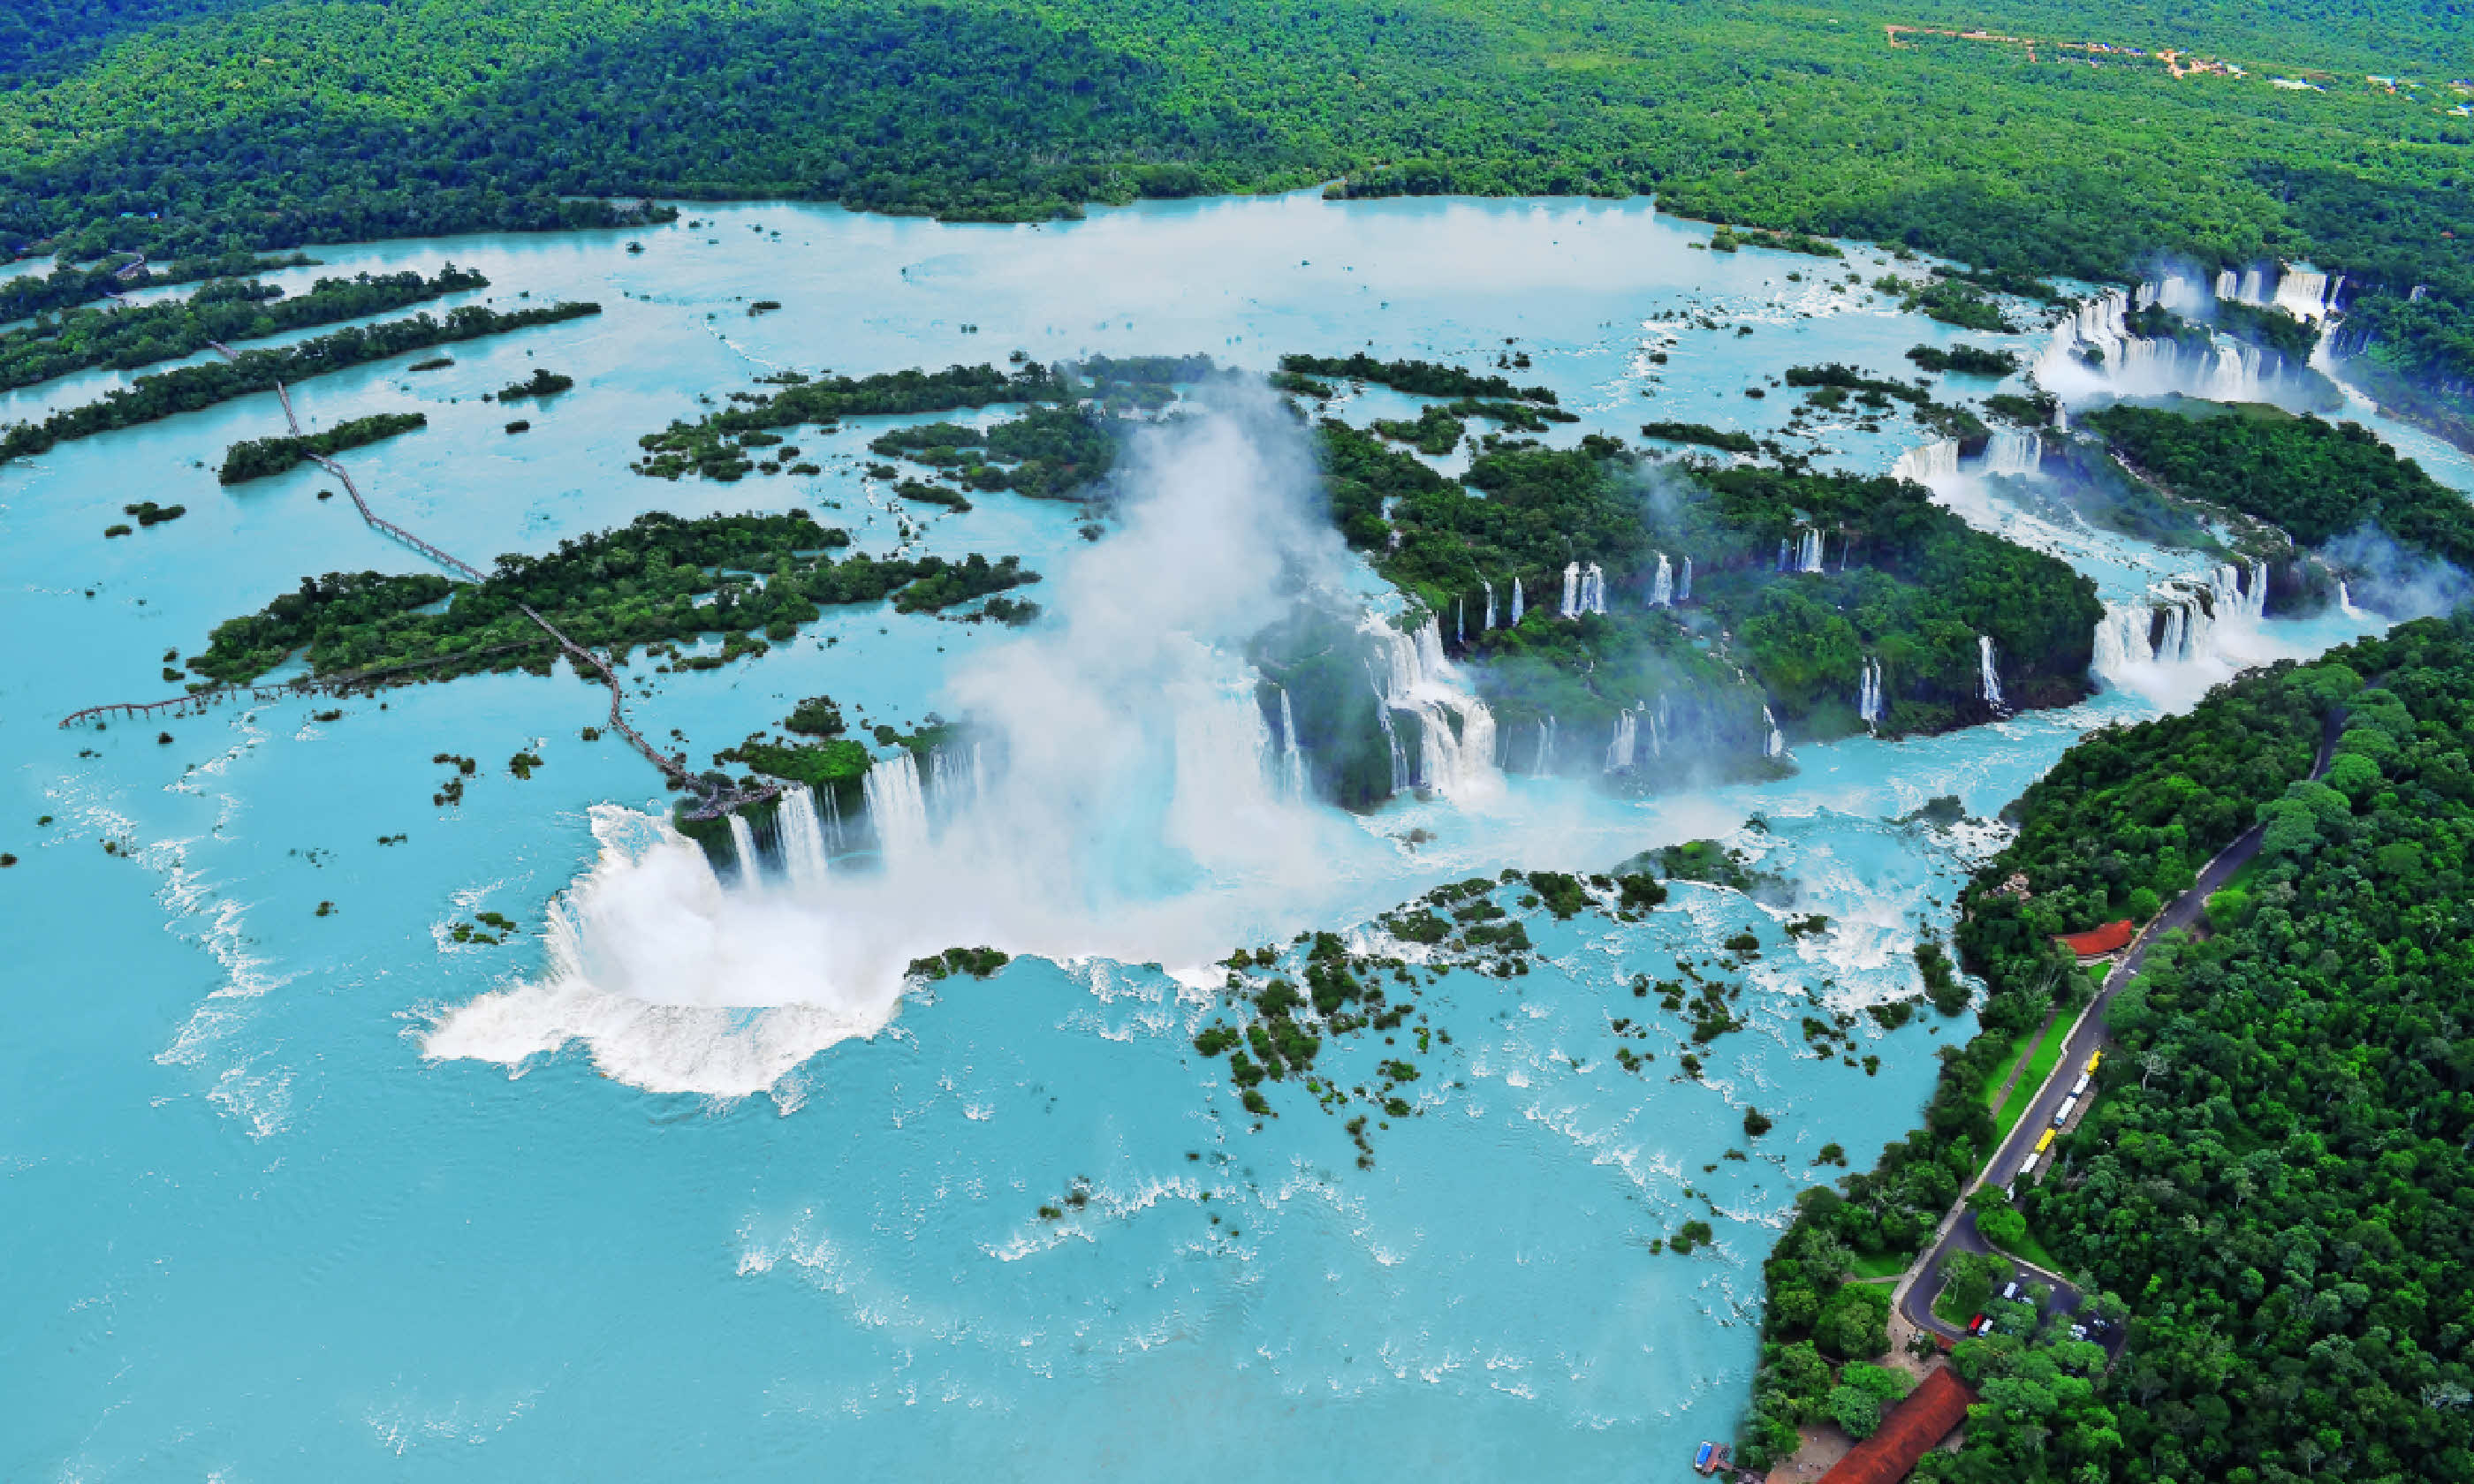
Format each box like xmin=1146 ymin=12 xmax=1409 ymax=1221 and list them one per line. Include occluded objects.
xmin=2055 ymin=919 xmax=2133 ymax=961
xmin=1818 ymin=1366 xmax=1980 ymax=1484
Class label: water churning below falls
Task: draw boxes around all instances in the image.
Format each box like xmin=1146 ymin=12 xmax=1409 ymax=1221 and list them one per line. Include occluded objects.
xmin=0 ymin=193 xmax=2424 ymax=1481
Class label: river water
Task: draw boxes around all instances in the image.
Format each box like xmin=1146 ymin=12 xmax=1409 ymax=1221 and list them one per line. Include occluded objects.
xmin=0 ymin=193 xmax=2434 ymax=1478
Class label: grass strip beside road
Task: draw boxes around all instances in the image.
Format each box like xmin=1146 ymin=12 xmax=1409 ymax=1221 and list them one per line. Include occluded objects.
xmin=1991 ymin=1013 xmax=2076 ymax=1145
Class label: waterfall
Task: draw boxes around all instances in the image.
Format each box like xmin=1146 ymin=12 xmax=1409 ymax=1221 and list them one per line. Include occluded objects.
xmin=1677 ymin=557 xmax=1691 ymax=602
xmin=1511 ymin=578 xmax=1524 ymax=625
xmin=1483 ymin=579 xmax=1497 ymax=631
xmin=2339 ymin=579 xmax=2360 ymax=617
xmin=1857 ymin=658 xmax=1883 ymax=730
xmin=1762 ymin=706 xmax=1786 ymax=758
xmin=1652 ymin=695 xmax=1670 ymax=759
xmin=1798 ymin=527 xmax=1825 ymax=573
xmin=778 ymin=785 xmax=832 ymax=888
xmin=2274 ymin=269 xmax=2333 ymax=322
xmin=2093 ymin=564 xmax=2276 ymax=689
xmin=2040 ymin=284 xmax=2302 ymax=405
xmin=1531 ymin=716 xmax=1559 ymax=777
xmin=1560 ymin=561 xmax=1582 ymax=618
xmin=1369 ymin=617 xmax=1502 ymax=799
xmin=1605 ymin=707 xmax=1638 ymax=773
xmin=1892 ymin=440 xmax=1962 ymax=484
xmin=1455 ymin=596 xmax=1465 ymax=645
xmin=929 ymin=741 xmax=986 ymax=822
xmin=1976 ymin=428 xmax=2042 ymax=478
xmin=2093 ymin=602 xmax=2157 ymax=677
xmin=1977 ymin=635 xmax=2005 ymax=709
xmin=1369 ymin=664 xmax=1407 ymax=796
xmin=1583 ymin=564 xmax=1606 ymax=614
xmin=862 ymin=749 xmax=930 ymax=863
xmin=1277 ymin=685 xmax=1309 ymax=799
xmin=726 ymin=812 xmax=761 ymax=882
xmin=2214 ymin=268 xmax=2237 ymax=300
xmin=1650 ymin=552 xmax=1673 ymax=607
xmin=819 ymin=776 xmax=846 ymax=850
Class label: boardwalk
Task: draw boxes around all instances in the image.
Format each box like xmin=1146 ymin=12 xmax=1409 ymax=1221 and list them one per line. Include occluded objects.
xmin=70 ymin=350 xmax=772 ymax=821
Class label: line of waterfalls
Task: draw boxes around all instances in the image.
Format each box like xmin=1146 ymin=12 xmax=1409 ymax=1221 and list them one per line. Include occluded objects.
xmin=2091 ymin=561 xmax=2273 ymax=684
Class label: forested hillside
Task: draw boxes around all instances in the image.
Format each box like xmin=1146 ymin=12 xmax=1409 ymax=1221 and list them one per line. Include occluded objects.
xmin=3 ymin=1 xmax=2470 ymax=421
xmin=1743 ymin=620 xmax=2474 ymax=1480
xmin=1942 ymin=619 xmax=2474 ymax=1480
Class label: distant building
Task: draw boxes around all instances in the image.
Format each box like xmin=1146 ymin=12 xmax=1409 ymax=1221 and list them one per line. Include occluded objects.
xmin=2056 ymin=919 xmax=2135 ymax=960
xmin=1818 ymin=1366 xmax=1980 ymax=1484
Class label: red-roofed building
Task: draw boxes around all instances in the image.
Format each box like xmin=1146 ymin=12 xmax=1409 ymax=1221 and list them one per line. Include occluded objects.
xmin=2056 ymin=918 xmax=2135 ymax=960
xmin=1818 ymin=1366 xmax=1978 ymax=1484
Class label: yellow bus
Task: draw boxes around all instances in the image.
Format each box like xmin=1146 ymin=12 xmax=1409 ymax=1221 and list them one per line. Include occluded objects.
xmin=2086 ymin=1049 xmax=2103 ymax=1074
xmin=2034 ymin=1128 xmax=2055 ymax=1155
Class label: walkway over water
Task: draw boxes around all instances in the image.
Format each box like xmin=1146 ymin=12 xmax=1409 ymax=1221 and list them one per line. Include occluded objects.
xmin=65 ymin=344 xmax=774 ymax=822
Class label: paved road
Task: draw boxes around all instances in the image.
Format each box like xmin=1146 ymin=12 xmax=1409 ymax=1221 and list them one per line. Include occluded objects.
xmin=1896 ymin=712 xmax=2341 ymax=1344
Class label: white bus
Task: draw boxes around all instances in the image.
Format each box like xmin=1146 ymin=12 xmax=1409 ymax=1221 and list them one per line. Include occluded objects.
xmin=2054 ymin=1095 xmax=2078 ymax=1127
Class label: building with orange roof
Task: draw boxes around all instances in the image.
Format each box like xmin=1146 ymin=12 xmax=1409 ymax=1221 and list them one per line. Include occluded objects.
xmin=2055 ymin=918 xmax=2134 ymax=960
xmin=1818 ymin=1366 xmax=1978 ymax=1484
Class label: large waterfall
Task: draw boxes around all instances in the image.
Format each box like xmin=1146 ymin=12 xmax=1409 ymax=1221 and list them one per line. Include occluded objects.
xmin=1483 ymin=579 xmax=1496 ymax=631
xmin=1560 ymin=562 xmax=1580 ymax=617
xmin=1857 ymin=658 xmax=1884 ymax=730
xmin=1977 ymin=635 xmax=2005 ymax=709
xmin=1370 ymin=617 xmax=1503 ymax=799
xmin=1605 ymin=708 xmax=1639 ymax=773
xmin=1893 ymin=440 xmax=1962 ymax=485
xmin=861 ymin=749 xmax=930 ymax=863
xmin=1797 ymin=527 xmax=1825 ymax=573
xmin=1762 ymin=706 xmax=1786 ymax=758
xmin=1977 ymin=428 xmax=2042 ymax=478
xmin=726 ymin=813 xmax=761 ymax=882
xmin=1510 ymin=577 xmax=1523 ymax=625
xmin=1677 ymin=557 xmax=1692 ymax=603
xmin=778 ymin=786 xmax=833 ymax=888
xmin=2041 ymin=284 xmax=2334 ymax=408
xmin=1530 ymin=716 xmax=1559 ymax=777
xmin=1650 ymin=552 xmax=1673 ymax=607
xmin=2092 ymin=561 xmax=2273 ymax=692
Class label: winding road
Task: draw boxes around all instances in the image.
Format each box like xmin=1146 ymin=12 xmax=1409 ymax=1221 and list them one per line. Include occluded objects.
xmin=1893 ymin=710 xmax=2342 ymax=1344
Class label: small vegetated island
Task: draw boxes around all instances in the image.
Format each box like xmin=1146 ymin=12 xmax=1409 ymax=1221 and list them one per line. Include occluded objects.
xmin=218 ymin=411 xmax=428 ymax=484
xmin=1735 ymin=616 xmax=2474 ymax=1480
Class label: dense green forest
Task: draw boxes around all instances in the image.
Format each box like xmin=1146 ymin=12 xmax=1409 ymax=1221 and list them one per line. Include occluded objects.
xmin=0 ymin=299 xmax=597 ymax=466
xmin=0 ymin=264 xmax=483 ymax=391
xmin=2086 ymin=401 xmax=2474 ymax=570
xmin=186 ymin=510 xmax=1037 ymax=686
xmin=1945 ymin=622 xmax=2474 ymax=1480
xmin=1740 ymin=621 xmax=2474 ymax=1479
xmin=3 ymin=1 xmax=2470 ymax=426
